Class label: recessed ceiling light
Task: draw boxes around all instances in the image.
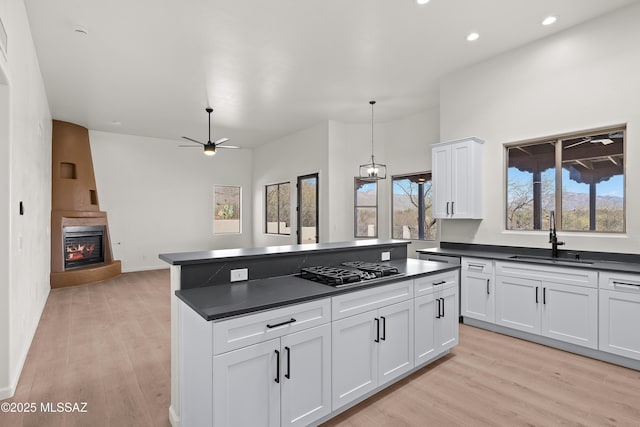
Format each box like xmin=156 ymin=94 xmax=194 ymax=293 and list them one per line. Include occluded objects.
xmin=467 ymin=32 xmax=479 ymax=42
xmin=416 ymin=0 xmax=430 ymax=5
xmin=542 ymin=16 xmax=557 ymax=26
xmin=110 ymin=121 xmax=122 ymax=126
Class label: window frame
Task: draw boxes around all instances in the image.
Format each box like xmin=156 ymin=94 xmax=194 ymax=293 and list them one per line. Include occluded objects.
xmin=504 ymin=124 xmax=626 ymax=233
xmin=297 ymin=173 xmax=319 ymax=244
xmin=354 ymin=177 xmax=378 ymax=238
xmin=213 ymin=185 xmax=242 ymax=235
xmin=391 ymin=172 xmax=437 ymax=241
xmin=265 ymin=181 xmax=291 ymax=235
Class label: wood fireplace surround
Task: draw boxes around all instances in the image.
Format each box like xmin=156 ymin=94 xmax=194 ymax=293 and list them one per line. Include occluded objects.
xmin=50 ymin=120 xmax=121 ymax=288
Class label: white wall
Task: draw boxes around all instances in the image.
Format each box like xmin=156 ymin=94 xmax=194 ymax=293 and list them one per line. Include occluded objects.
xmin=90 ymin=131 xmax=253 ymax=271
xmin=0 ymin=0 xmax=52 ymax=399
xmin=252 ymin=122 xmax=329 ymax=247
xmin=440 ymin=2 xmax=640 ymax=254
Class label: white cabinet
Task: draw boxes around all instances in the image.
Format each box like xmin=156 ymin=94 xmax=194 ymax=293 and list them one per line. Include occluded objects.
xmin=332 ymin=282 xmax=414 ymax=410
xmin=599 ymin=272 xmax=640 ymax=361
xmin=494 ymin=262 xmax=598 ymax=349
xmin=432 ymin=137 xmax=484 ymax=219
xmin=461 ymin=257 xmax=495 ymax=323
xmin=181 ymin=298 xmax=332 ymax=427
xmin=414 ymin=272 xmax=459 ymax=366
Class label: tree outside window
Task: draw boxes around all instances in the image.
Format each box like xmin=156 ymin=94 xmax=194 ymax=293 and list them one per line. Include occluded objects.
xmin=354 ymin=178 xmax=377 ymax=238
xmin=266 ymin=182 xmax=291 ymax=235
xmin=392 ymin=173 xmax=436 ymax=240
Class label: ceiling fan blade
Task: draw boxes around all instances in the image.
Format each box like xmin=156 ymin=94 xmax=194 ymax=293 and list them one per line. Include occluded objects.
xmin=181 ymin=136 xmax=205 ymax=145
xmin=178 ymin=145 xmax=204 ymax=148
xmin=217 ymin=145 xmax=241 ymax=149
xmin=214 ymin=137 xmax=230 ymax=145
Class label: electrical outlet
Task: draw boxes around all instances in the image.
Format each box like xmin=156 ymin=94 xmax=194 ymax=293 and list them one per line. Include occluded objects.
xmin=381 ymin=251 xmax=391 ymax=261
xmin=230 ymin=268 xmax=249 ymax=282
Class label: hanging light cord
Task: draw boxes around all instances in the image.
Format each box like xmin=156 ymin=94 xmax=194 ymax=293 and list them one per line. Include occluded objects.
xmin=370 ymin=100 xmax=376 ymax=164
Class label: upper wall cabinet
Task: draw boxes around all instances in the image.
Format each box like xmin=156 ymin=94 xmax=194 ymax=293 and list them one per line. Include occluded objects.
xmin=432 ymin=137 xmax=484 ymax=219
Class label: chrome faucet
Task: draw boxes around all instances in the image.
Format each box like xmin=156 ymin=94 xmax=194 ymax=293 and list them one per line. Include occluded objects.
xmin=549 ymin=210 xmax=564 ymax=258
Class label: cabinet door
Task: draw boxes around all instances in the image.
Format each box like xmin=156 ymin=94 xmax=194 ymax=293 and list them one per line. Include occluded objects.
xmin=450 ymin=141 xmax=473 ymax=218
xmin=599 ymin=289 xmax=640 ymax=360
xmin=495 ymin=275 xmax=541 ymax=334
xmin=213 ymin=339 xmax=281 ymax=427
xmin=432 ymin=144 xmax=451 ymax=218
xmin=461 ymin=271 xmax=494 ymax=323
xmin=437 ymin=286 xmax=459 ymax=352
xmin=378 ymin=300 xmax=414 ymax=386
xmin=331 ymin=311 xmax=378 ymax=410
xmin=414 ymin=293 xmax=437 ymax=365
xmin=280 ymin=324 xmax=332 ymax=427
xmin=541 ymin=282 xmax=598 ymax=349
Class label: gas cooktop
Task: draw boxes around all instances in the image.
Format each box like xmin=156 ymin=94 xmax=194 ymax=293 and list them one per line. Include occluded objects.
xmin=299 ymin=262 xmax=400 ymax=287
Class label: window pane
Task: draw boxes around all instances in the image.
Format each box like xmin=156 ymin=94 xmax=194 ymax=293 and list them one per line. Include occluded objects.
xmin=506 ymin=142 xmax=556 ymax=230
xmin=392 ymin=173 xmax=436 ymax=241
xmin=278 ymin=183 xmax=291 ymax=234
xmin=266 ymin=184 xmax=279 ymax=233
xmin=354 ymin=178 xmax=377 ymax=238
xmin=355 ymin=207 xmax=377 ymax=237
xmin=561 ymin=131 xmax=624 ymax=232
xmin=213 ymin=185 xmax=241 ymax=234
xmin=299 ymin=176 xmax=318 ymax=243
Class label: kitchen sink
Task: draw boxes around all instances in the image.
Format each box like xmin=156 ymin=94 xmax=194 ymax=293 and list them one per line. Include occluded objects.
xmin=508 ymin=255 xmax=594 ymax=265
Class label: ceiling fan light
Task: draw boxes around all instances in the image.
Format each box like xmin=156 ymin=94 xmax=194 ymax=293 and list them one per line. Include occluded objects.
xmin=204 ymin=145 xmax=216 ymax=156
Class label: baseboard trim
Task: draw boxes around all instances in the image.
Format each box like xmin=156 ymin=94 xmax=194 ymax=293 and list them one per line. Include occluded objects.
xmin=121 ymin=265 xmax=170 ymax=273
xmin=463 ymin=317 xmax=640 ymax=371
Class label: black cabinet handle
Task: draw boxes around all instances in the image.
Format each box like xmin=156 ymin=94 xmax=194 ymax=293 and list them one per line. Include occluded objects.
xmin=284 ymin=346 xmax=291 ymax=379
xmin=436 ymin=299 xmax=441 ymax=319
xmin=451 ymin=201 xmax=455 ymax=215
xmin=441 ymin=298 xmax=445 ymax=317
xmin=433 ymin=280 xmax=446 ymax=286
xmin=380 ymin=316 xmax=386 ymax=341
xmin=274 ymin=350 xmax=280 ymax=383
xmin=374 ymin=318 xmax=380 ymax=343
xmin=486 ymin=279 xmax=490 ymax=295
xmin=543 ymin=287 xmax=546 ymax=305
xmin=446 ymin=202 xmax=449 ymax=215
xmin=267 ymin=318 xmax=296 ymax=329
xmin=535 ymin=286 xmax=539 ymax=304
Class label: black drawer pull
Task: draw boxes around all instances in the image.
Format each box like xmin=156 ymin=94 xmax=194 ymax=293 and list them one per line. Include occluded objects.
xmin=486 ymin=279 xmax=490 ymax=295
xmin=267 ymin=318 xmax=297 ymax=329
xmin=433 ymin=280 xmax=446 ymax=286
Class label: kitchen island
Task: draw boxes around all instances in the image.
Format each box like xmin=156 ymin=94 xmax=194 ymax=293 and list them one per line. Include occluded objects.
xmin=160 ymin=240 xmax=460 ymax=427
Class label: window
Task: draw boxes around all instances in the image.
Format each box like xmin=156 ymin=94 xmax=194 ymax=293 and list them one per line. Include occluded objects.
xmin=392 ymin=173 xmax=437 ymax=240
xmin=213 ymin=185 xmax=241 ymax=234
xmin=298 ymin=173 xmax=319 ymax=244
xmin=506 ymin=127 xmax=625 ymax=232
xmin=354 ymin=178 xmax=377 ymax=238
xmin=266 ymin=182 xmax=291 ymax=235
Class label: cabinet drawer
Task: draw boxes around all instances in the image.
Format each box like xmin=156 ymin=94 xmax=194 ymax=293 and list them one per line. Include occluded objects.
xmin=332 ymin=280 xmax=413 ymax=321
xmin=495 ymin=261 xmax=597 ymax=288
xmin=599 ymin=271 xmax=640 ymax=293
xmin=414 ymin=270 xmax=458 ymax=297
xmin=213 ymin=298 xmax=331 ymax=354
xmin=462 ymin=257 xmax=494 ymax=274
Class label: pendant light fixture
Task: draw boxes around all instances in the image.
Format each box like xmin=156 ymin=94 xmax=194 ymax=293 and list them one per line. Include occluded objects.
xmin=358 ymin=100 xmax=387 ymax=181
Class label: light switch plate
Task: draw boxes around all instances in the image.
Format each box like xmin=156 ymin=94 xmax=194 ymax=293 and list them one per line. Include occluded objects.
xmin=381 ymin=251 xmax=391 ymax=261
xmin=230 ymin=268 xmax=249 ymax=282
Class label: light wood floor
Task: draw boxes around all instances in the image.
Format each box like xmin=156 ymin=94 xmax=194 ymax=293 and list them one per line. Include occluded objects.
xmin=2 ymin=270 xmax=640 ymax=426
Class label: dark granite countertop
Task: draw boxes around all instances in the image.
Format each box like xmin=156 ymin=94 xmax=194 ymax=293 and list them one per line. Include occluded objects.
xmin=160 ymin=239 xmax=408 ymax=265
xmin=417 ymin=244 xmax=640 ymax=274
xmin=176 ymin=258 xmax=458 ymax=321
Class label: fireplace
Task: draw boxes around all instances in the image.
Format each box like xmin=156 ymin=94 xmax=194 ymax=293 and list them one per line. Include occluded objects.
xmin=63 ymin=226 xmax=105 ymax=270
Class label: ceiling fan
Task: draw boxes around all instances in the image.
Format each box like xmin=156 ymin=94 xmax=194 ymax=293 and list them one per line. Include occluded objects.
xmin=180 ymin=107 xmax=239 ymax=156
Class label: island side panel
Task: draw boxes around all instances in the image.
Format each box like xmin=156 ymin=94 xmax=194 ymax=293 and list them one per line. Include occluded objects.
xmin=169 ymin=265 xmax=182 ymax=427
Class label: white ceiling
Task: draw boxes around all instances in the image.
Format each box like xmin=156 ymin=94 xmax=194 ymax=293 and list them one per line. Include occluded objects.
xmin=24 ymin=0 xmax=639 ymax=147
